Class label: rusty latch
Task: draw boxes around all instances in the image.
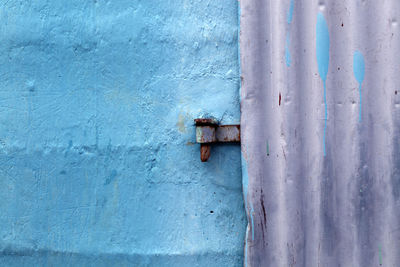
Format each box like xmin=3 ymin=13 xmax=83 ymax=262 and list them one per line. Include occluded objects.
xmin=194 ymin=118 xmax=240 ymax=162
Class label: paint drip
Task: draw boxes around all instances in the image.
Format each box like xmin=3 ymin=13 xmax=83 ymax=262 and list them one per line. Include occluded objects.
xmin=353 ymin=51 xmax=365 ymax=122
xmin=316 ymin=12 xmax=330 ymax=156
xmin=285 ymin=0 xmax=294 ymax=67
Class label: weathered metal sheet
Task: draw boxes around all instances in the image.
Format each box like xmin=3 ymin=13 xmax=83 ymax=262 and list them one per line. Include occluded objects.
xmin=195 ymin=119 xmax=240 ymax=143
xmin=216 ymin=125 xmax=240 ymax=142
xmin=240 ymin=0 xmax=400 ymax=266
xmin=196 ymin=126 xmax=217 ymax=143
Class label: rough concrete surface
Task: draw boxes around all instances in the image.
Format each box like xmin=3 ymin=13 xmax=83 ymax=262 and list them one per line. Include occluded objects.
xmin=0 ymin=1 xmax=245 ymax=266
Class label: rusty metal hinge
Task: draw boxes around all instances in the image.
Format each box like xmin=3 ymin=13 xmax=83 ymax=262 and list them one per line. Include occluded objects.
xmin=194 ymin=118 xmax=240 ymax=162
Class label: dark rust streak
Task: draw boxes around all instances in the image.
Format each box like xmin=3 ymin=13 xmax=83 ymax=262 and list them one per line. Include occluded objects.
xmin=260 ymin=191 xmax=267 ymax=225
xmin=279 ymin=92 xmax=281 ymax=106
xmin=194 ymin=118 xmax=218 ymax=126
xmin=282 ymin=146 xmax=286 ymax=161
xmin=260 ymin=220 xmax=265 ymax=245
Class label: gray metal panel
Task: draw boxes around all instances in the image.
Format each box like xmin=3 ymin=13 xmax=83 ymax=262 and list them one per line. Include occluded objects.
xmin=240 ymin=0 xmax=400 ymax=266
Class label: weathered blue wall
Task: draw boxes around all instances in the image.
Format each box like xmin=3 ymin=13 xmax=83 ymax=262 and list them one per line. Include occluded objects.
xmin=0 ymin=1 xmax=245 ymax=266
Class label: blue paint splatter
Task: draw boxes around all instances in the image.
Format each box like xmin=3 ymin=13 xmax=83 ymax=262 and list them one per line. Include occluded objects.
xmin=241 ymin=154 xmax=249 ymax=210
xmin=353 ymin=51 xmax=365 ymax=122
xmin=285 ymin=0 xmax=294 ymax=67
xmin=285 ymin=33 xmax=291 ymax=67
xmin=287 ymin=0 xmax=294 ymax=24
xmin=316 ymin=12 xmax=330 ymax=156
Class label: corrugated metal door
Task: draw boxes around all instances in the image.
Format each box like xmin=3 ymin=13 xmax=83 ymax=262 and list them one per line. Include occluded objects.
xmin=240 ymin=0 xmax=400 ymax=266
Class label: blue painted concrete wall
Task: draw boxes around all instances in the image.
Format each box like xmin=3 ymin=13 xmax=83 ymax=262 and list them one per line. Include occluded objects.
xmin=0 ymin=1 xmax=245 ymax=266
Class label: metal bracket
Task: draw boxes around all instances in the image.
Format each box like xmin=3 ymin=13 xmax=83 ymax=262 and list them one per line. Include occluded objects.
xmin=194 ymin=118 xmax=240 ymax=162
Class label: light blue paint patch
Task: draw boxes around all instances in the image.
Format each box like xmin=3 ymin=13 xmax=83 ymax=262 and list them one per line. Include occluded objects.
xmin=241 ymin=153 xmax=249 ymax=210
xmin=287 ymin=0 xmax=294 ymax=24
xmin=0 ymin=0 xmax=245 ymax=266
xmin=316 ymin=12 xmax=330 ymax=156
xmin=353 ymin=51 xmax=365 ymax=84
xmin=316 ymin=13 xmax=330 ymax=83
xmin=285 ymin=0 xmax=294 ymax=67
xmin=353 ymin=51 xmax=365 ymax=122
xmin=285 ymin=33 xmax=291 ymax=67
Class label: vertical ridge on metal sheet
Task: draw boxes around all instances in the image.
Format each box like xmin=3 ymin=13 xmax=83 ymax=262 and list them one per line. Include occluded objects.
xmin=240 ymin=0 xmax=400 ymax=266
